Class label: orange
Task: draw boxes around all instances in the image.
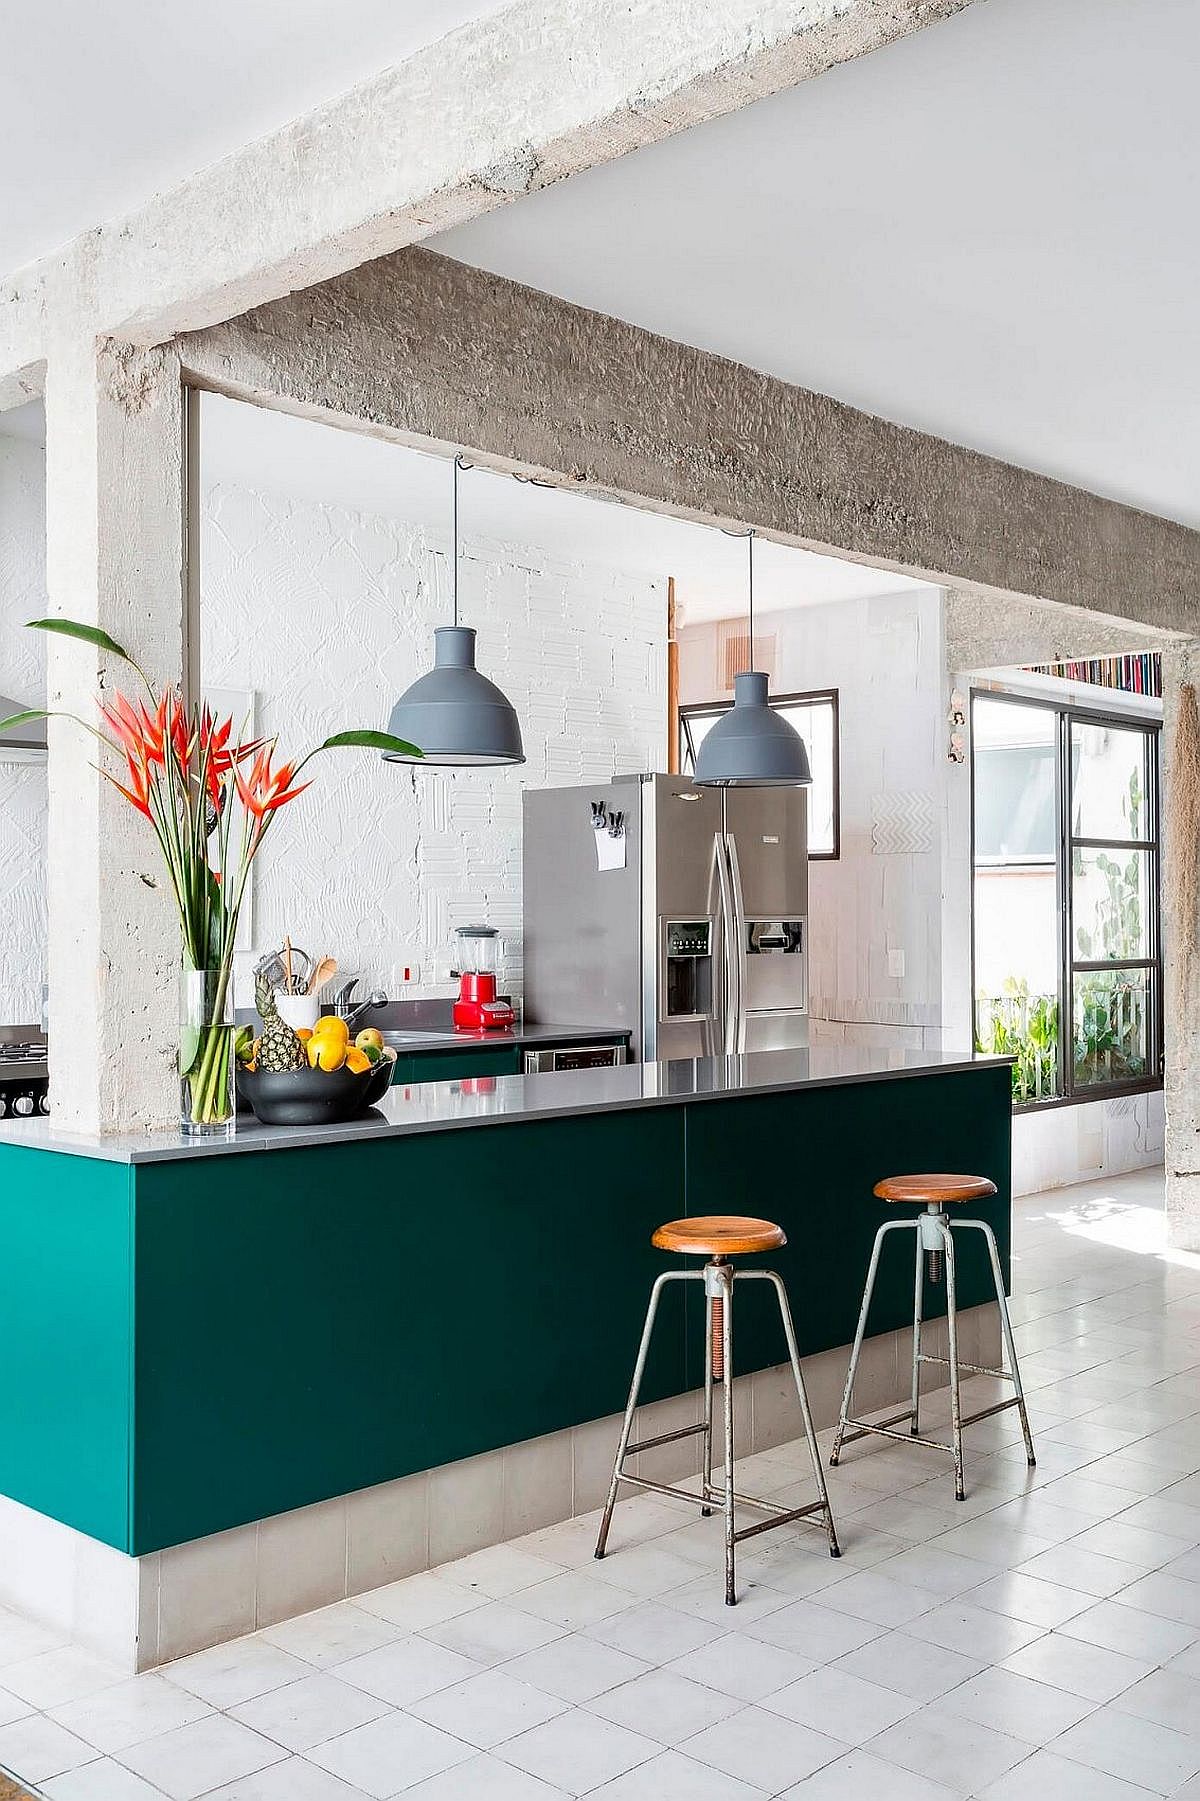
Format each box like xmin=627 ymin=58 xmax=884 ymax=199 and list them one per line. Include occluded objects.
xmin=296 ymin=1027 xmax=313 ymax=1043
xmin=345 ymin=1047 xmax=371 ymax=1074
xmin=308 ymin=1036 xmax=347 ymax=1072
xmin=312 ymin=1015 xmax=350 ymax=1045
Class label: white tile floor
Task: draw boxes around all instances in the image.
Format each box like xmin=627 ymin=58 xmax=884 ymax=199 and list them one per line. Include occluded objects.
xmin=6 ymin=1167 xmax=1200 ymax=1798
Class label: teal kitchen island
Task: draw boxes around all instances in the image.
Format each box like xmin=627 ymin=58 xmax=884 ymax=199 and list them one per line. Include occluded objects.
xmin=0 ymin=1047 xmax=1012 ymax=1668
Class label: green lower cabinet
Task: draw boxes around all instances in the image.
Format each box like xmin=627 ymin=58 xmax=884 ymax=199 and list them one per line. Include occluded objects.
xmin=682 ymin=1066 xmax=1012 ymax=1388
xmin=0 ymin=1064 xmax=1012 ymax=1557
xmin=130 ymin=1107 xmax=686 ymax=1553
xmin=405 ymin=1047 xmax=523 ymax=1083
xmin=0 ymin=1147 xmax=132 ymax=1548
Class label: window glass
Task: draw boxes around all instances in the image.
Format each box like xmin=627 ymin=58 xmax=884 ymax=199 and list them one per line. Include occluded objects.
xmin=973 ymin=698 xmax=1056 ymax=863
xmin=1072 ymin=847 xmax=1151 ymax=962
xmin=972 ymin=698 xmax=1060 ymax=1102
xmin=680 ymin=694 xmax=838 ymax=856
xmin=972 ymin=691 xmax=1160 ymax=1107
xmin=1073 ymin=967 xmax=1151 ymax=1088
xmin=776 ymin=700 xmax=836 ymax=855
xmin=1070 ymin=721 xmax=1149 ymax=841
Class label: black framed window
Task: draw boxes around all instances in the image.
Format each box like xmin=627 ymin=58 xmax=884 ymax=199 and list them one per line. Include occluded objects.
xmin=679 ymin=689 xmax=840 ymax=858
xmin=972 ymin=691 xmax=1162 ymax=1107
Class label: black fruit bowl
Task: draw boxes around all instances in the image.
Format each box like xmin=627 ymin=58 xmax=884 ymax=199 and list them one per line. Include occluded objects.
xmin=237 ymin=1057 xmax=393 ymax=1126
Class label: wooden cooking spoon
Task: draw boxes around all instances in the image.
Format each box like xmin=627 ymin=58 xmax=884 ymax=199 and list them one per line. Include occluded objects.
xmin=307 ymin=955 xmax=338 ymax=997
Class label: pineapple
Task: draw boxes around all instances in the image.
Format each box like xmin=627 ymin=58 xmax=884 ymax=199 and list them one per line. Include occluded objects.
xmin=255 ymin=971 xmax=306 ymax=1073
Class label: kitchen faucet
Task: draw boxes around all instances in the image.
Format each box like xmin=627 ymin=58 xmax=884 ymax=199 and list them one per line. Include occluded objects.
xmin=331 ymin=977 xmax=388 ymax=1031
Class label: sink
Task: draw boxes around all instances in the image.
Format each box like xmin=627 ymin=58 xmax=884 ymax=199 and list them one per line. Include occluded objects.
xmin=381 ymin=1029 xmax=460 ymax=1047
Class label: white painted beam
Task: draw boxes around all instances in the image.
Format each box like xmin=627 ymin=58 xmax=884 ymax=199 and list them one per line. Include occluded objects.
xmin=0 ymin=0 xmax=977 ymax=369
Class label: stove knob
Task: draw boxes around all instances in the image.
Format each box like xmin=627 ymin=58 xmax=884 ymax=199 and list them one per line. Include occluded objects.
xmin=0 ymin=1095 xmax=7 ymax=1118
xmin=37 ymin=1093 xmax=50 ymax=1115
xmin=13 ymin=1094 xmax=34 ymax=1117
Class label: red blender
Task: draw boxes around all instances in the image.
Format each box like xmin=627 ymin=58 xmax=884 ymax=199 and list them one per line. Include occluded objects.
xmin=452 ymin=924 xmax=515 ymax=1033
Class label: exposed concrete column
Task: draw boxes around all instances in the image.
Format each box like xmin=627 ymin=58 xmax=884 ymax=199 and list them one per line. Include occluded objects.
xmin=1162 ymin=643 xmax=1200 ymax=1247
xmin=43 ymin=336 xmax=184 ymax=1132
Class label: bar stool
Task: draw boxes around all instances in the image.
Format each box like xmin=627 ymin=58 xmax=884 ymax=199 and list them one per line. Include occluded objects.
xmin=595 ymin=1215 xmax=840 ymax=1606
xmin=830 ymin=1174 xmax=1035 ymax=1500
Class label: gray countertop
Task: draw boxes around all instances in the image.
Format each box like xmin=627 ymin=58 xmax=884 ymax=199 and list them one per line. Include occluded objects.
xmin=0 ymin=1047 xmax=1011 ymax=1166
xmin=375 ymin=1022 xmax=630 ymax=1054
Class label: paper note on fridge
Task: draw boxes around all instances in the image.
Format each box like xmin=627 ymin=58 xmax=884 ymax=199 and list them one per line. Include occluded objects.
xmin=594 ymin=826 xmax=626 ymax=871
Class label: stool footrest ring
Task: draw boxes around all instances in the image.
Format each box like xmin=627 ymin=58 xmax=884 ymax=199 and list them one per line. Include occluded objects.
xmin=838 ymin=1392 xmax=1028 ymax=1458
xmin=623 ymin=1422 xmax=707 ymax=1457
xmin=918 ymin=1353 xmax=1013 ymax=1382
xmin=611 ymin=1468 xmax=833 ymax=1545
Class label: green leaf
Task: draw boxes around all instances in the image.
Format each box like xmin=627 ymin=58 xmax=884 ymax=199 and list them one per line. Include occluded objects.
xmin=318 ymin=729 xmax=424 ymax=758
xmin=180 ymin=1024 xmax=202 ymax=1078
xmin=26 ymin=618 xmax=134 ymax=663
xmin=0 ymin=709 xmax=48 ymax=734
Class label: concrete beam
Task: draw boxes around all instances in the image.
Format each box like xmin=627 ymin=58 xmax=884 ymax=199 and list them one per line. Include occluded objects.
xmin=181 ymin=246 xmax=1200 ymax=638
xmin=0 ymin=0 xmax=977 ymax=367
xmin=946 ymin=591 xmax=1178 ymax=675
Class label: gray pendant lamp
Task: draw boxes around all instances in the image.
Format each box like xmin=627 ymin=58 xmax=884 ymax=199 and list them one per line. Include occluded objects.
xmin=694 ymin=531 xmax=812 ymax=788
xmin=383 ymin=455 xmax=525 ymax=767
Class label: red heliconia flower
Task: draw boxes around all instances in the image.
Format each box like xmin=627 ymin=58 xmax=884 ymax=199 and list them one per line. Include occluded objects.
xmin=106 ymin=750 xmax=154 ymax=820
xmin=169 ymin=693 xmax=190 ymax=776
xmin=235 ymin=746 xmax=312 ymax=822
xmin=100 ymin=691 xmax=158 ymax=765
xmin=138 ymin=695 xmax=168 ymax=766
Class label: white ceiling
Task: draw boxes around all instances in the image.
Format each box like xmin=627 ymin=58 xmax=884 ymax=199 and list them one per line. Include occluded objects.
xmin=0 ymin=395 xmax=926 ymax=622
xmin=435 ymin=0 xmax=1200 ymax=530
xmin=0 ymin=0 xmax=505 ymax=275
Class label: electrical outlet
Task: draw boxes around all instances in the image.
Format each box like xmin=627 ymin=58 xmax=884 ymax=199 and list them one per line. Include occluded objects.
xmin=888 ymin=948 xmax=906 ymax=979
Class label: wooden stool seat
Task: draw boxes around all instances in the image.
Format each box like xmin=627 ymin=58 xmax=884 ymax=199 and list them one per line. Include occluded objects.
xmin=874 ymin=1173 xmax=998 ymax=1207
xmin=652 ymin=1216 xmax=786 ymax=1257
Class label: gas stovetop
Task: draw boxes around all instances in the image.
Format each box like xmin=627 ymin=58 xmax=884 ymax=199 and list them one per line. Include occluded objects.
xmin=0 ymin=1027 xmax=50 ymax=1116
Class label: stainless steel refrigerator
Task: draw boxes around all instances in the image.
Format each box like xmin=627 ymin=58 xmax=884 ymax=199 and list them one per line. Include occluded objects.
xmin=523 ymin=774 xmax=808 ymax=1062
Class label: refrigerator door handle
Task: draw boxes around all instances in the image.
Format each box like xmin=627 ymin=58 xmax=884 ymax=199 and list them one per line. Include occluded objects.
xmin=725 ymin=832 xmax=749 ymax=1054
xmin=709 ymin=831 xmax=729 ymax=1058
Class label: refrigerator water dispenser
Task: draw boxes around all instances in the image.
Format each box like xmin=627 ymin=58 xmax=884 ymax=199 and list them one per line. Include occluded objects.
xmin=663 ymin=919 xmax=713 ymax=1019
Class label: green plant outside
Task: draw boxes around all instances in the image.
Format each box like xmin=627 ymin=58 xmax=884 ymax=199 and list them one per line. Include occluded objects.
xmin=976 ymin=979 xmax=1059 ymax=1103
xmin=978 ymin=767 xmax=1150 ymax=1102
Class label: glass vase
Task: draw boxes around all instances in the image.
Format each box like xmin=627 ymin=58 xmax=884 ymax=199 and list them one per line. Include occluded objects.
xmin=180 ymin=966 xmax=237 ymax=1136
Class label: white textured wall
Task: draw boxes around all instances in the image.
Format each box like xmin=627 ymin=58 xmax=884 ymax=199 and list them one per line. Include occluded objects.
xmin=680 ymin=586 xmax=947 ymax=1048
xmin=0 ymin=434 xmax=48 ymax=1022
xmin=201 ymin=481 xmax=666 ymax=993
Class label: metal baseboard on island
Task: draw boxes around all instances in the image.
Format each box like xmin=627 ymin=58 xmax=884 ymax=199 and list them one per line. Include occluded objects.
xmin=0 ymin=1045 xmax=1013 ymax=1669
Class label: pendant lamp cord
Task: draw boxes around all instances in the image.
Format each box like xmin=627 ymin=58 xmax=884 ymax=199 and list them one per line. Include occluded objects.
xmin=452 ymin=453 xmax=462 ymax=628
xmin=747 ymin=528 xmax=755 ymax=656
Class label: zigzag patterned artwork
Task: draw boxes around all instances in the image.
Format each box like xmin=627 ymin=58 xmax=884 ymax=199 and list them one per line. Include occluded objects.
xmin=871 ymin=789 xmax=936 ymax=856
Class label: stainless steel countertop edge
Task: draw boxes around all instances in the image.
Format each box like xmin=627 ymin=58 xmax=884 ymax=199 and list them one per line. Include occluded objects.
xmin=0 ymin=1049 xmax=1014 ymax=1166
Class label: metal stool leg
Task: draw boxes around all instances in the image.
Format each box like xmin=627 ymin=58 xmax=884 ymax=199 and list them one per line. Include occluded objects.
xmin=701 ymin=1283 xmax=716 ymax=1517
xmin=963 ymin=1218 xmax=1036 ymax=1468
xmin=595 ymin=1271 xmax=677 ymax=1560
xmin=910 ymin=1230 xmax=924 ymax=1436
xmin=760 ymin=1270 xmax=841 ymax=1558
xmin=717 ymin=1264 xmax=736 ymax=1604
xmin=830 ymin=1219 xmax=913 ymax=1466
xmin=937 ymin=1216 xmax=965 ymax=1501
